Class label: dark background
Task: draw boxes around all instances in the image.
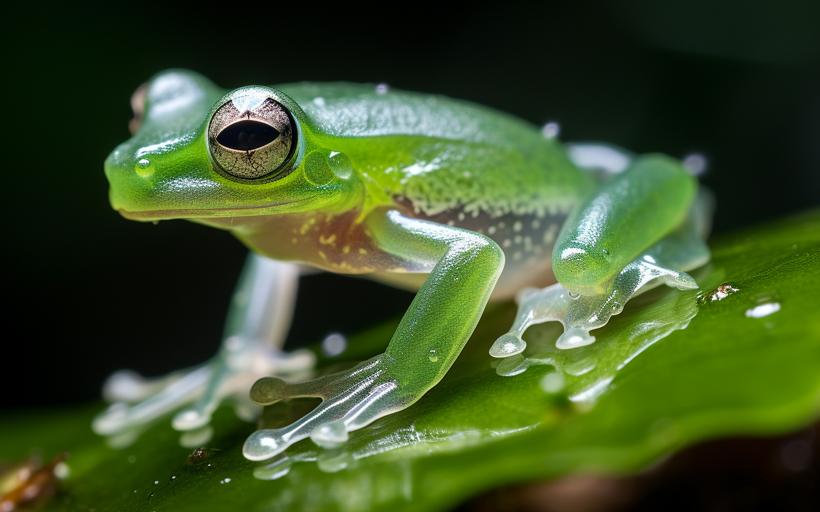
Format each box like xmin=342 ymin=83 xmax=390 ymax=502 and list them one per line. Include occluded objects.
xmin=2 ymin=1 xmax=819 ymax=410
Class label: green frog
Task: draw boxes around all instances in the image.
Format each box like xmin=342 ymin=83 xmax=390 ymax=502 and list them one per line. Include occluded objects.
xmin=96 ymin=70 xmax=710 ymax=461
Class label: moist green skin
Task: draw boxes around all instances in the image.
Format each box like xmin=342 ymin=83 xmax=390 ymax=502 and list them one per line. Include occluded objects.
xmin=102 ymin=69 xmax=706 ymax=461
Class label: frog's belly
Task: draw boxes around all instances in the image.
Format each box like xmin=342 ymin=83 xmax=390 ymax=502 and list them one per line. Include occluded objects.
xmin=373 ymin=202 xmax=565 ymax=300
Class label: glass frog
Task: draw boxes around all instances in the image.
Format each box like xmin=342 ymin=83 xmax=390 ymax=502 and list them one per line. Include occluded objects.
xmin=97 ymin=70 xmax=711 ymax=461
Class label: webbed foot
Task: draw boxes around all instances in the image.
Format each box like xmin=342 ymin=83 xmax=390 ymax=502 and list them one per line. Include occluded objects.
xmin=491 ymin=256 xmax=699 ymax=356
xmin=243 ymin=355 xmax=410 ymax=460
xmin=93 ymin=344 xmax=315 ymax=439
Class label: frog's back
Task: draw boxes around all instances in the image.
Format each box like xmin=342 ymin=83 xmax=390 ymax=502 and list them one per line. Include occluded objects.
xmin=277 ymin=82 xmax=595 ymax=220
xmin=280 ymin=82 xmax=540 ymax=149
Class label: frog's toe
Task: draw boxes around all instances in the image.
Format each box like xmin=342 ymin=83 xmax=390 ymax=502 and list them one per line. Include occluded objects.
xmin=556 ymin=327 xmax=597 ymax=350
xmin=244 ymin=429 xmax=285 ymax=461
xmin=93 ymin=365 xmax=212 ymax=436
xmin=243 ymin=356 xmax=406 ymax=460
xmin=490 ymin=333 xmax=527 ymax=358
xmin=250 ymin=377 xmax=290 ymax=406
xmin=102 ymin=369 xmax=182 ymax=403
xmin=172 ymin=407 xmax=213 ymax=431
xmin=661 ymin=269 xmax=698 ymax=290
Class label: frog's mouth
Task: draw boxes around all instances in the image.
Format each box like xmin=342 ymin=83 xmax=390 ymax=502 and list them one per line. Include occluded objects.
xmin=116 ymin=198 xmax=309 ymax=221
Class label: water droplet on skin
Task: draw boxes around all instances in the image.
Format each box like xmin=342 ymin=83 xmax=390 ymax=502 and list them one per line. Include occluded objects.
xmin=568 ymin=291 xmax=580 ymax=300
xmin=428 ymin=349 xmax=439 ymax=362
xmin=135 ymin=158 xmax=153 ymax=177
xmin=328 ymin=151 xmax=353 ymax=179
xmin=541 ymin=122 xmax=560 ymax=138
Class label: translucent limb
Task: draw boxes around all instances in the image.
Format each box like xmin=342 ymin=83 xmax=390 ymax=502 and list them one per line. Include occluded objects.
xmin=491 ymin=200 xmax=710 ymax=355
xmin=93 ymin=254 xmax=315 ymax=439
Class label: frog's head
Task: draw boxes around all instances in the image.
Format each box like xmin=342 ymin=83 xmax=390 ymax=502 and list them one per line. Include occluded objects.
xmin=105 ymin=70 xmax=360 ymax=222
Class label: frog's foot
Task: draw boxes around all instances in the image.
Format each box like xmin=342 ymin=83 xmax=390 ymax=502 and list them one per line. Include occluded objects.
xmin=243 ymin=355 xmax=410 ymax=461
xmin=490 ymin=256 xmax=698 ymax=356
xmin=93 ymin=344 xmax=315 ymax=437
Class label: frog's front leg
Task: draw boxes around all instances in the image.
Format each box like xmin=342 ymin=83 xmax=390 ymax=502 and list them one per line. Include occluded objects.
xmin=243 ymin=210 xmax=504 ymax=460
xmin=492 ymin=154 xmax=710 ymax=356
xmin=93 ymin=253 xmax=315 ymax=438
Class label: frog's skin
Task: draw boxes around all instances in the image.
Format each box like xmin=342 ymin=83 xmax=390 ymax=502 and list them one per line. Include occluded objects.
xmin=97 ymin=70 xmax=710 ymax=460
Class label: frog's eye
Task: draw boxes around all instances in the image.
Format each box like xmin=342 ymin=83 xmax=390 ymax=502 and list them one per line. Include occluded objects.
xmin=207 ymin=90 xmax=297 ymax=181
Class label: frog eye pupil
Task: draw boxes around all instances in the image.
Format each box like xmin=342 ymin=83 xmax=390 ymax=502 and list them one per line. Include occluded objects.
xmin=216 ymin=121 xmax=280 ymax=151
xmin=208 ymin=90 xmax=297 ymax=182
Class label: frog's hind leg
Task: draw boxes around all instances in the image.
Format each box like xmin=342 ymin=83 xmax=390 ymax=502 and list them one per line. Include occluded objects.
xmin=93 ymin=254 xmax=315 ymax=438
xmin=491 ymin=159 xmax=711 ymax=357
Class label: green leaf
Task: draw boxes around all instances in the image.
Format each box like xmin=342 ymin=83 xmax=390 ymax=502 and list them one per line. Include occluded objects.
xmin=3 ymin=210 xmax=820 ymax=512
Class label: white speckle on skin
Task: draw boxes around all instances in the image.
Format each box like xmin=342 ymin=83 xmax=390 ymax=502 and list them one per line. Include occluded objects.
xmin=514 ymin=235 xmax=522 ymax=244
xmin=502 ymin=239 xmax=512 ymax=248
xmin=513 ymin=221 xmax=523 ymax=232
xmin=532 ymin=219 xmax=540 ymax=229
xmin=312 ymin=97 xmax=326 ymax=107
xmin=488 ymin=226 xmax=497 ymax=235
xmin=513 ymin=251 xmax=522 ymax=261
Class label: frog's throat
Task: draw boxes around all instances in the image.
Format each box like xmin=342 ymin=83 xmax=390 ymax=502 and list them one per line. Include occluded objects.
xmin=116 ymin=198 xmax=309 ymax=221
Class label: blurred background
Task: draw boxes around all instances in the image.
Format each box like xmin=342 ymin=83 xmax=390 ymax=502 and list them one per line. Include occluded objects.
xmin=2 ymin=0 xmax=819 ymax=413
